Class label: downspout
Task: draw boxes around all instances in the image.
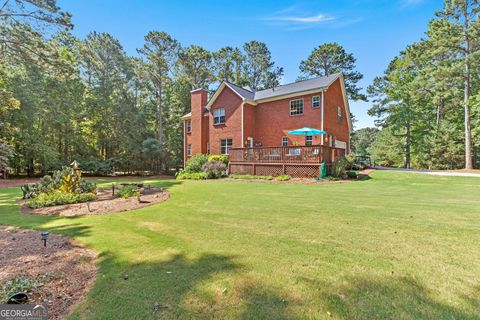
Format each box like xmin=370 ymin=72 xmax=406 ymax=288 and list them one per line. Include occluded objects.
xmin=321 ymin=90 xmax=325 ymax=145
xmin=241 ymin=99 xmax=245 ymax=148
xmin=183 ymin=120 xmax=186 ymax=168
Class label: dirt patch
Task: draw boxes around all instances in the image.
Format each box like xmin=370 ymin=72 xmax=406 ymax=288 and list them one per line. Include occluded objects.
xmin=0 ymin=227 xmax=97 ymax=320
xmin=20 ymin=188 xmax=170 ymax=217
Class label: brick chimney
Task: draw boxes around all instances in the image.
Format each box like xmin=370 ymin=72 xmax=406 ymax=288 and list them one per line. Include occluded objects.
xmin=190 ymin=88 xmax=209 ymax=155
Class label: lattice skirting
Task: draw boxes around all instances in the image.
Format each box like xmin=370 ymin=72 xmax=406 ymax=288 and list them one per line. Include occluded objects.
xmin=230 ymin=164 xmax=254 ymax=175
xmin=256 ymin=165 xmax=284 ymax=176
xmin=229 ymin=163 xmax=321 ymax=178
xmin=285 ymin=165 xmax=319 ymax=178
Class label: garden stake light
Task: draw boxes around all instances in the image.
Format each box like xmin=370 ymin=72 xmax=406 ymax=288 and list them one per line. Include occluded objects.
xmin=41 ymin=231 xmax=49 ymax=247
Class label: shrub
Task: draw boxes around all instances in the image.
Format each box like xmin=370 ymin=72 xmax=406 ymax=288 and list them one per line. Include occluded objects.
xmin=202 ymin=160 xmax=227 ymax=179
xmin=275 ymin=174 xmax=291 ymax=181
xmin=25 ymin=191 xmax=96 ymax=208
xmin=176 ymin=171 xmax=208 ymax=180
xmin=346 ymin=171 xmax=358 ymax=179
xmin=331 ymin=156 xmax=350 ymax=178
xmin=117 ymin=185 xmax=140 ymax=198
xmin=228 ymin=174 xmax=273 ymax=180
xmin=79 ymin=179 xmax=97 ymax=193
xmin=185 ymin=154 xmax=210 ymax=173
xmin=208 ymin=155 xmax=229 ymax=165
xmin=79 ymin=160 xmax=113 ymax=175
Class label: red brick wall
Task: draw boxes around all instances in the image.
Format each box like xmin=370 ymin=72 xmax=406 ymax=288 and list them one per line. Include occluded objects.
xmin=254 ymin=92 xmax=324 ymax=147
xmin=253 ymin=78 xmax=349 ymax=150
xmin=184 ymin=89 xmax=208 ymax=163
xmin=208 ymin=86 xmax=243 ymax=155
xmin=323 ymin=78 xmax=350 ymax=151
xmin=243 ymin=103 xmax=256 ymax=147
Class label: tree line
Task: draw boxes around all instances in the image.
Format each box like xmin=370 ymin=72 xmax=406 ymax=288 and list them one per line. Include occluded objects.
xmin=0 ymin=0 xmax=365 ymax=176
xmin=355 ymin=0 xmax=480 ymax=170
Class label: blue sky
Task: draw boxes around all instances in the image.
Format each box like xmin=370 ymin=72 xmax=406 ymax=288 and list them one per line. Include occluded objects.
xmin=58 ymin=0 xmax=442 ymax=129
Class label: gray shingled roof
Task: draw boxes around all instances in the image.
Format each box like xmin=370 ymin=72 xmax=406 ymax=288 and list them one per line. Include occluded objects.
xmin=222 ymin=73 xmax=341 ymax=102
xmin=253 ymin=73 xmax=341 ymax=101
xmin=224 ymin=82 xmax=255 ymax=100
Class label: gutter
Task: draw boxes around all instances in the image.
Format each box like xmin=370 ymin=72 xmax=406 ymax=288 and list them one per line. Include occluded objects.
xmin=241 ymin=99 xmax=245 ymax=147
xmin=321 ymin=90 xmax=325 ymax=145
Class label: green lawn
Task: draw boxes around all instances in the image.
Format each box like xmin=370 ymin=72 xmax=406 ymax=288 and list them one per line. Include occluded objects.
xmin=1 ymin=171 xmax=480 ymax=319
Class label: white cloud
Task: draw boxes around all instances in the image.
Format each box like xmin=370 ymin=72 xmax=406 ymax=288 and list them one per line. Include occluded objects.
xmin=268 ymin=14 xmax=336 ymax=24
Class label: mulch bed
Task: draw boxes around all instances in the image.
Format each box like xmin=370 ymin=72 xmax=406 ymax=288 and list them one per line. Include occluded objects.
xmin=0 ymin=227 xmax=97 ymax=320
xmin=20 ymin=188 xmax=170 ymax=217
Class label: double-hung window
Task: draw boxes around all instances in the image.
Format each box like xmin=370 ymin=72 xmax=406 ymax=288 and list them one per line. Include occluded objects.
xmin=312 ymin=96 xmax=320 ymax=108
xmin=338 ymin=107 xmax=342 ymax=123
xmin=220 ymin=139 xmax=232 ymax=155
xmin=187 ymin=144 xmax=192 ymax=156
xmin=289 ymin=99 xmax=304 ymax=116
xmin=213 ymin=108 xmax=225 ymax=125
xmin=305 ymin=135 xmax=313 ymax=146
xmin=282 ymin=137 xmax=288 ymax=146
xmin=186 ymin=120 xmax=192 ymax=133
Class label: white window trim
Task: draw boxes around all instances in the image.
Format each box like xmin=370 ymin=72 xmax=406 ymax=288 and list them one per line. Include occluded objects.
xmin=289 ymin=98 xmax=304 ymax=116
xmin=220 ymin=138 xmax=232 ymax=155
xmin=213 ymin=108 xmax=225 ymax=125
xmin=312 ymin=95 xmax=320 ymax=108
xmin=187 ymin=144 xmax=192 ymax=156
xmin=305 ymin=135 xmax=313 ymax=146
xmin=282 ymin=136 xmax=288 ymax=146
xmin=186 ymin=120 xmax=192 ymax=133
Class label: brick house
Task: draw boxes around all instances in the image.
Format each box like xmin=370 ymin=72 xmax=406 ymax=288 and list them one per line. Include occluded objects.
xmin=181 ymin=73 xmax=352 ymax=177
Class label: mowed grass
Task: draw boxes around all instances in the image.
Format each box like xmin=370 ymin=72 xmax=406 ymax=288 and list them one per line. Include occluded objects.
xmin=1 ymin=171 xmax=480 ymax=319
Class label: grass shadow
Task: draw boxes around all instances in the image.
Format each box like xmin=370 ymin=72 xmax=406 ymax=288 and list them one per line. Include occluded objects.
xmin=323 ymin=276 xmax=479 ymax=319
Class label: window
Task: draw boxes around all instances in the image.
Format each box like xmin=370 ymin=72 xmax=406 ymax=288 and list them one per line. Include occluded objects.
xmin=282 ymin=137 xmax=288 ymax=146
xmin=312 ymin=96 xmax=320 ymax=108
xmin=289 ymin=99 xmax=304 ymax=116
xmin=338 ymin=107 xmax=342 ymax=123
xmin=187 ymin=144 xmax=192 ymax=156
xmin=186 ymin=120 xmax=191 ymax=133
xmin=213 ymin=108 xmax=225 ymax=125
xmin=220 ymin=139 xmax=232 ymax=155
xmin=207 ymin=143 xmax=210 ymax=155
xmin=305 ymin=135 xmax=313 ymax=146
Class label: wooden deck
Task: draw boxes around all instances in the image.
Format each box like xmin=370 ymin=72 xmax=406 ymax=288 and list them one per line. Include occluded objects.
xmin=228 ymin=145 xmax=345 ymax=177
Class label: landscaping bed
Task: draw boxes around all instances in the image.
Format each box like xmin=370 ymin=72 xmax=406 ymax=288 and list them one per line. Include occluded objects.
xmin=20 ymin=187 xmax=169 ymax=217
xmin=0 ymin=227 xmax=96 ymax=320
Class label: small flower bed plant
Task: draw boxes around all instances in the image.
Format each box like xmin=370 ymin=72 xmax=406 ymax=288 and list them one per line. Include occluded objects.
xmin=21 ymin=162 xmax=97 ymax=208
xmin=176 ymin=154 xmax=227 ymax=180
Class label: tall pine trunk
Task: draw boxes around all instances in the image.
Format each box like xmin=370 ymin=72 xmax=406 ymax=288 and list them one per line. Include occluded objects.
xmin=404 ymin=122 xmax=411 ymax=169
xmin=463 ymin=3 xmax=473 ymax=169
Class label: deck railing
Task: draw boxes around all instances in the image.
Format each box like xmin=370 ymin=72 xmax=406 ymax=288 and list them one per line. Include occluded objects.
xmin=228 ymin=145 xmax=345 ymax=164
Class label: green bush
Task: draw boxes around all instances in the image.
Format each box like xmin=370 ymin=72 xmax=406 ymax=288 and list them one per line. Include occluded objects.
xmin=79 ymin=160 xmax=113 ymax=175
xmin=20 ymin=166 xmax=97 ymax=199
xmin=117 ymin=185 xmax=140 ymax=198
xmin=228 ymin=174 xmax=273 ymax=180
xmin=331 ymin=156 xmax=350 ymax=178
xmin=202 ymin=160 xmax=227 ymax=179
xmin=176 ymin=171 xmax=208 ymax=180
xmin=275 ymin=174 xmax=291 ymax=181
xmin=25 ymin=191 xmax=96 ymax=208
xmin=79 ymin=179 xmax=97 ymax=193
xmin=185 ymin=154 xmax=210 ymax=173
xmin=347 ymin=170 xmax=358 ymax=179
xmin=208 ymin=155 xmax=229 ymax=165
